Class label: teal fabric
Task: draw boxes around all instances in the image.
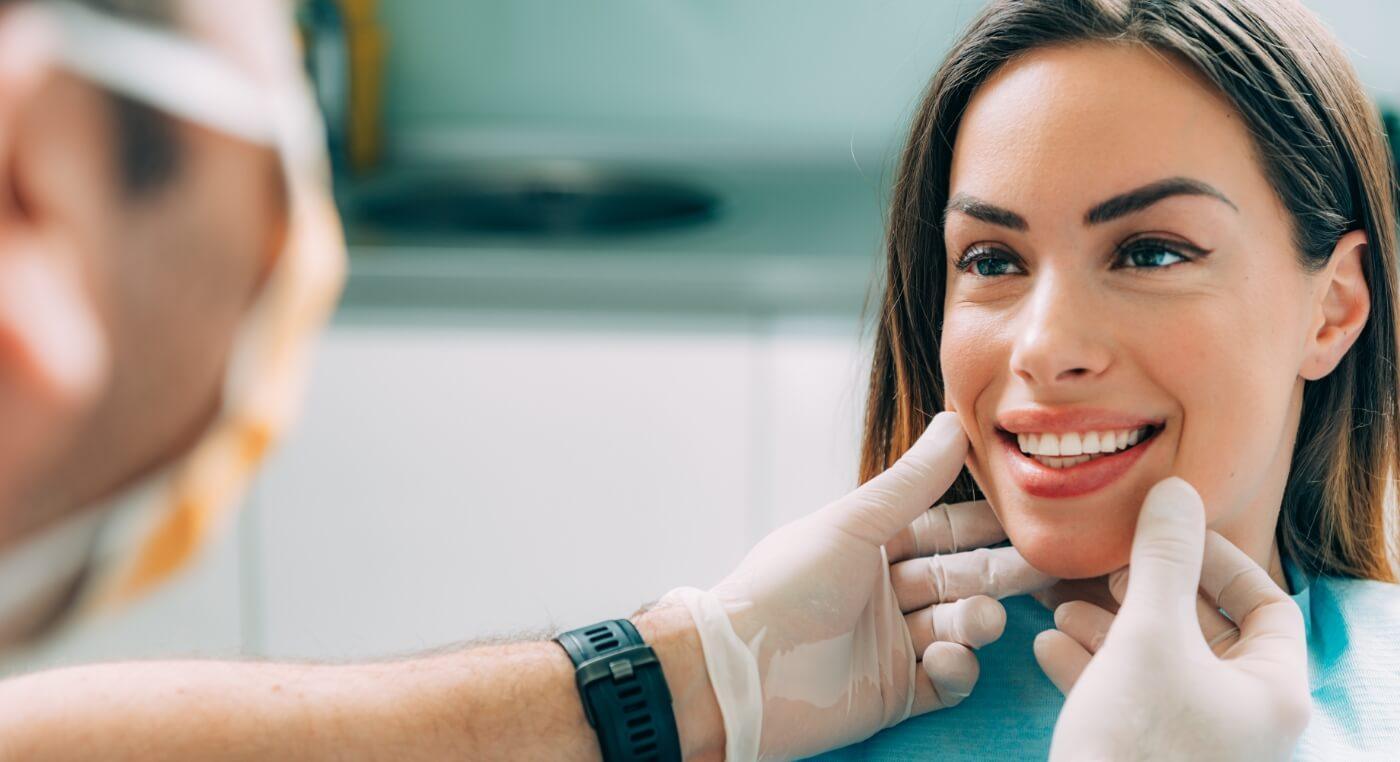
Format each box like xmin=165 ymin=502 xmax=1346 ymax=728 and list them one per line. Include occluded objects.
xmin=808 ymin=562 xmax=1400 ymax=760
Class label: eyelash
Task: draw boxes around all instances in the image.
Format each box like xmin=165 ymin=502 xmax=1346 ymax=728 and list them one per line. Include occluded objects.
xmin=953 ymin=238 xmax=1208 ymax=277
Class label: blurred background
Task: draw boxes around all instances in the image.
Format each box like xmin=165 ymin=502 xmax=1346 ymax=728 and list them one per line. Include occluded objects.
xmin=9 ymin=0 xmax=1400 ymax=670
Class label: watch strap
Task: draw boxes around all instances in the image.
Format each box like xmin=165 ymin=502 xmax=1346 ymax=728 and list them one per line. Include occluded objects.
xmin=555 ymin=619 xmax=682 ymax=762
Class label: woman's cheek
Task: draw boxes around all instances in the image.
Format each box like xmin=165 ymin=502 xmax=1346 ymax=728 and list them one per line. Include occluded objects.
xmin=939 ymin=308 xmax=1000 ymax=418
xmin=1158 ymin=312 xmax=1300 ymax=535
xmin=940 ymin=313 xmax=1001 ymax=490
xmin=940 ymin=309 xmax=1013 ymax=522
xmin=1164 ymin=357 xmax=1293 ymax=535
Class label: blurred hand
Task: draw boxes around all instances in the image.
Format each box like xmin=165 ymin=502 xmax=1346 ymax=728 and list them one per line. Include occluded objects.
xmin=666 ymin=411 xmax=1054 ymax=760
xmin=1035 ymin=477 xmax=1310 ymax=761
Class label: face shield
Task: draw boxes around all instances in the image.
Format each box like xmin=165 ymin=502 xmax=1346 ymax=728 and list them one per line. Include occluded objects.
xmin=0 ymin=0 xmax=346 ymax=640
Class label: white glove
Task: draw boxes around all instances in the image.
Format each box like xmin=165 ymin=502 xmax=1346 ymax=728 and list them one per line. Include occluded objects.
xmin=1035 ymin=477 xmax=1311 ymax=761
xmin=664 ymin=412 xmax=1055 ymax=761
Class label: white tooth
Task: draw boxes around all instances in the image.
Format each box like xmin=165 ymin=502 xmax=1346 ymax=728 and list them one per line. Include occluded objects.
xmin=1116 ymin=429 xmax=1130 ymax=449
xmin=1027 ymin=433 xmax=1040 ymax=453
xmin=1060 ymin=432 xmax=1083 ymax=456
xmin=1045 ymin=456 xmax=1064 ymax=468
xmin=1072 ymin=455 xmax=1090 ymax=466
xmin=1127 ymin=428 xmax=1142 ymax=446
xmin=1018 ymin=433 xmax=1029 ymax=452
xmin=1099 ymin=430 xmax=1118 ymax=452
xmin=1082 ymin=431 xmax=1101 ymax=454
xmin=1040 ymin=433 xmax=1061 ymax=456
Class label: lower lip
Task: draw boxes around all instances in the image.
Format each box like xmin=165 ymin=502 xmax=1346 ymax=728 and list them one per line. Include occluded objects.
xmin=1000 ymin=429 xmax=1159 ymax=499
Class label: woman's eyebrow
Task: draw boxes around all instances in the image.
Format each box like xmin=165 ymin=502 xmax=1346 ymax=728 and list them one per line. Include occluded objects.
xmin=943 ymin=176 xmax=1238 ymax=232
xmin=943 ymin=194 xmax=1029 ymax=231
xmin=1083 ymin=177 xmax=1238 ymax=224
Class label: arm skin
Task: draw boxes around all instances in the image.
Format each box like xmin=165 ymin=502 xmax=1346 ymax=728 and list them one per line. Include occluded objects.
xmin=0 ymin=605 xmax=725 ymax=761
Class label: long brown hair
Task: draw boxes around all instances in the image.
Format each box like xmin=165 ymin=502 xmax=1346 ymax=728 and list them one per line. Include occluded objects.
xmin=861 ymin=0 xmax=1400 ymax=581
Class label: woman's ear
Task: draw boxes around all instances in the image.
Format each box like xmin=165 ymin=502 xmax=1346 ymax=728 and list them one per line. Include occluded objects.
xmin=1300 ymin=229 xmax=1371 ymax=381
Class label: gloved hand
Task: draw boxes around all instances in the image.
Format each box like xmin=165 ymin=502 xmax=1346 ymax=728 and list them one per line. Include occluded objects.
xmin=1035 ymin=477 xmax=1311 ymax=761
xmin=663 ymin=412 xmax=1055 ymax=761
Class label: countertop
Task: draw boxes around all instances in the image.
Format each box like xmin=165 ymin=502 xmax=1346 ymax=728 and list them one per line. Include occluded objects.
xmin=337 ymin=159 xmax=892 ymax=316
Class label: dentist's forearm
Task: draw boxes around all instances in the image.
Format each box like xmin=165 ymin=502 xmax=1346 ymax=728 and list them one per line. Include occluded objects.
xmin=0 ymin=605 xmax=725 ymax=761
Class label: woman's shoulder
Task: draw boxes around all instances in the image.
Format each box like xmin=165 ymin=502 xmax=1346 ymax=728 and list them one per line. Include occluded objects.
xmin=1284 ymin=559 xmax=1400 ymax=629
xmin=1295 ymin=573 xmax=1400 ymax=758
xmin=1308 ymin=572 xmax=1400 ymax=615
xmin=1302 ymin=572 xmax=1400 ymax=665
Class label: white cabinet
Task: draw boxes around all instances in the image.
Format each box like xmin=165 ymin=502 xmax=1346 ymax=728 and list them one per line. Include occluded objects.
xmin=2 ymin=310 xmax=871 ymax=668
xmin=250 ymin=314 xmax=761 ymax=660
xmin=761 ymin=316 xmax=872 ymax=530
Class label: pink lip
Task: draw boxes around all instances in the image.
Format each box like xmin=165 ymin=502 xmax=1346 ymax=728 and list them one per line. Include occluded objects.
xmin=998 ymin=425 xmax=1161 ymax=499
xmin=997 ymin=406 xmax=1163 ymax=435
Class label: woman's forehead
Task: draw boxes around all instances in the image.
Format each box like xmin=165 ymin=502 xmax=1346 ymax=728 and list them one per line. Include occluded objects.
xmin=946 ymin=42 xmax=1273 ymax=228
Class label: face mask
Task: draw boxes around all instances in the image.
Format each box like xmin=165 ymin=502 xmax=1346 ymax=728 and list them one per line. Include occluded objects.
xmin=0 ymin=0 xmax=346 ymax=641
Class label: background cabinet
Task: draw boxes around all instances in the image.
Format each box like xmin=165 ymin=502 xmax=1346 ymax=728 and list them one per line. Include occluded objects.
xmin=253 ymin=315 xmax=758 ymax=658
xmin=9 ymin=310 xmax=871 ymax=667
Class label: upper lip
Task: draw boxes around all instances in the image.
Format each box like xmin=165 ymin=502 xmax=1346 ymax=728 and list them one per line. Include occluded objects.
xmin=995 ymin=407 xmax=1164 ymax=435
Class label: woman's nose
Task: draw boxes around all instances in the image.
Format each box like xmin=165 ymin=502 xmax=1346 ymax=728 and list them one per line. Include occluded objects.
xmin=1007 ymin=275 xmax=1113 ymax=388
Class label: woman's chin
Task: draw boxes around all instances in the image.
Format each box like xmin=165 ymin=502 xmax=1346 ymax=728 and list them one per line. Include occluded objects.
xmin=1011 ymin=524 xmax=1133 ymax=580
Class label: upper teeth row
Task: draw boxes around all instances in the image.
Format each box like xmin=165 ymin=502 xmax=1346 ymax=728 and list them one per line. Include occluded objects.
xmin=1018 ymin=427 xmax=1150 ymax=456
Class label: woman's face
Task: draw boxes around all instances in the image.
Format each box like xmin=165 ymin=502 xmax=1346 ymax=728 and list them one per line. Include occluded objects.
xmin=940 ymin=43 xmax=1325 ymax=579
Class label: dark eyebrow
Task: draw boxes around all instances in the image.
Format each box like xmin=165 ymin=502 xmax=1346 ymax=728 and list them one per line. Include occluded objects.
xmin=943 ymin=176 xmax=1238 ymax=233
xmin=1084 ymin=177 xmax=1237 ymax=224
xmin=943 ymin=193 xmax=1029 ymax=231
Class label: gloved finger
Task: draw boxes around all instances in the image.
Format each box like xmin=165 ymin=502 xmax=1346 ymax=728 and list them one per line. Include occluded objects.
xmin=821 ymin=411 xmax=967 ymax=546
xmin=1196 ymin=592 xmax=1241 ymax=657
xmin=1032 ymin=628 xmax=1091 ymax=696
xmin=891 ymin=545 xmax=1055 ymax=613
xmin=1108 ymin=567 xmax=1128 ymax=606
xmin=886 ymin=499 xmax=1007 ymax=563
xmin=1115 ymin=569 xmax=1240 ymax=655
xmin=1119 ymin=477 xmax=1206 ymax=620
xmin=912 ymin=641 xmax=980 ymax=714
xmin=1198 ymin=530 xmax=1305 ymax=657
xmin=1053 ymin=600 xmax=1114 ymax=654
xmin=906 ymin=595 xmax=1006 ymax=655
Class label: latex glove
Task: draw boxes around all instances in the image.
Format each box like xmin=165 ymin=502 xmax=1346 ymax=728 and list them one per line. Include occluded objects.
xmin=1035 ymin=477 xmax=1311 ymax=761
xmin=663 ymin=412 xmax=1055 ymax=761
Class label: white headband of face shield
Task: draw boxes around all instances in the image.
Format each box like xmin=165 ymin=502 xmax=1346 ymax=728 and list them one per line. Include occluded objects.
xmin=29 ymin=0 xmax=333 ymax=185
xmin=39 ymin=0 xmax=277 ymax=145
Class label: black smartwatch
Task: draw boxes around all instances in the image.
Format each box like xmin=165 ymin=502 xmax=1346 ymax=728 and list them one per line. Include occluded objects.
xmin=554 ymin=619 xmax=682 ymax=762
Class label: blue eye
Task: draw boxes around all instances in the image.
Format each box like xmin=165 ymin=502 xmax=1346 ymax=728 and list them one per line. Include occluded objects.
xmin=1117 ymin=240 xmax=1191 ymax=269
xmin=956 ymin=246 xmax=1024 ymax=277
xmin=973 ymin=256 xmax=1016 ymax=276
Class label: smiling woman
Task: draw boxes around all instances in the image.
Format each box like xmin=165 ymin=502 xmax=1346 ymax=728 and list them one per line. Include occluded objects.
xmin=863 ymin=1 xmax=1398 ymax=585
xmin=822 ymin=0 xmax=1400 ymax=759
